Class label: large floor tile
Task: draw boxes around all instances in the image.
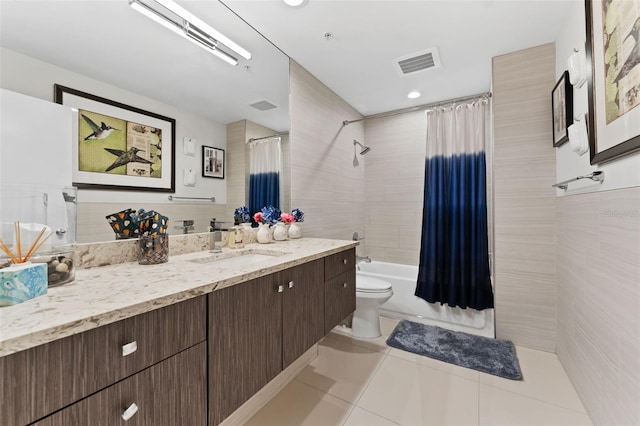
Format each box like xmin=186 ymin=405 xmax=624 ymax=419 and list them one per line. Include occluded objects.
xmin=357 ymin=355 xmax=479 ymax=425
xmin=479 ymin=346 xmax=587 ymax=413
xmin=245 ymin=380 xmax=354 ymax=426
xmin=387 ymin=346 xmax=480 ymax=382
xmin=479 ymin=384 xmax=593 ymax=426
xmin=296 ymin=334 xmax=386 ymax=403
xmin=344 ymin=407 xmax=400 ymax=426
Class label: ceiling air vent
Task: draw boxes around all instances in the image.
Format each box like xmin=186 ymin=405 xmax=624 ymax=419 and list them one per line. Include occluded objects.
xmin=394 ymin=47 xmax=441 ymax=77
xmin=249 ymin=99 xmax=278 ymax=111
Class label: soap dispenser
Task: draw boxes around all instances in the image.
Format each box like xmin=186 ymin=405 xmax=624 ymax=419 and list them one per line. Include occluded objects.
xmin=228 ymin=226 xmax=244 ymax=249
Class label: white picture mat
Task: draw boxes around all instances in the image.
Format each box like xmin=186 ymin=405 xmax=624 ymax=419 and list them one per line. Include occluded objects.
xmin=64 ymin=92 xmax=173 ymax=190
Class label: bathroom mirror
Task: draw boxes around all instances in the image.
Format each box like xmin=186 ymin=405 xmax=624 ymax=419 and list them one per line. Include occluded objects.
xmin=0 ymin=0 xmax=290 ymax=243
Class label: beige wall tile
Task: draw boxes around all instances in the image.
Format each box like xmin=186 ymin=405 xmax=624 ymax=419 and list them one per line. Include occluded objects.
xmin=492 ymin=43 xmax=557 ymax=352
xmin=556 ymin=187 xmax=640 ymax=425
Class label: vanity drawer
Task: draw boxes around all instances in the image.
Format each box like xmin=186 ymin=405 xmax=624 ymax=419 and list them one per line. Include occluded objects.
xmin=1 ymin=296 xmax=206 ymax=426
xmin=34 ymin=342 xmax=207 ymax=426
xmin=324 ymin=248 xmax=356 ymax=279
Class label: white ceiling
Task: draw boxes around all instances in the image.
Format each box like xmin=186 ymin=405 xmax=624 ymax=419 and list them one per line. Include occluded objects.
xmin=0 ymin=0 xmax=575 ymax=129
xmin=223 ymin=0 xmax=576 ymax=115
xmin=0 ymin=0 xmax=290 ymax=131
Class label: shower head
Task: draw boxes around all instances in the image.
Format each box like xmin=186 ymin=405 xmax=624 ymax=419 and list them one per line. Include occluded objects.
xmin=353 ymin=140 xmax=371 ymax=155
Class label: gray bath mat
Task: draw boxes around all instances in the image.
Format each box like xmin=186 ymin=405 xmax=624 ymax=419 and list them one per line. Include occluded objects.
xmin=386 ymin=320 xmax=522 ymax=380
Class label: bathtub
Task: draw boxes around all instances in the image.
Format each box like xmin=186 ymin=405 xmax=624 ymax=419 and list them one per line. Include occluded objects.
xmin=357 ymin=261 xmax=495 ymax=338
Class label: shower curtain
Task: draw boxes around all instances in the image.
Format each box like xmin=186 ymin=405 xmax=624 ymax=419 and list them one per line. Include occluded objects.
xmin=415 ymin=99 xmax=494 ymax=311
xmin=249 ymin=136 xmax=282 ymax=216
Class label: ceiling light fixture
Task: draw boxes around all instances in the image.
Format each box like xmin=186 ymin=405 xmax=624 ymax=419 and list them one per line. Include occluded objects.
xmin=129 ymin=0 xmax=251 ymax=66
xmin=408 ymin=91 xmax=421 ymax=99
xmin=284 ymin=0 xmax=309 ymax=6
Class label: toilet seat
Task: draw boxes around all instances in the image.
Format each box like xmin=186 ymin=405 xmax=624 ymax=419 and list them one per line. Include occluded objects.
xmin=356 ymin=276 xmax=392 ymax=293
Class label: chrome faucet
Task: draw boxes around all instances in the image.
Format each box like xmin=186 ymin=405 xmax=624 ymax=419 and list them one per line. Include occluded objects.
xmin=175 ymin=219 xmax=194 ymax=234
xmin=356 ymin=255 xmax=371 ymax=264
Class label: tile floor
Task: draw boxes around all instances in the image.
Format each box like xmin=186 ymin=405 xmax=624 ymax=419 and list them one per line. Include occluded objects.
xmin=246 ymin=317 xmax=593 ymax=426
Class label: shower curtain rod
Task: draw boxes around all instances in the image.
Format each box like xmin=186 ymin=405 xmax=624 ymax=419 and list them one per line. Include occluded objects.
xmin=342 ymin=92 xmax=492 ymax=126
xmin=247 ymin=132 xmax=289 ymax=143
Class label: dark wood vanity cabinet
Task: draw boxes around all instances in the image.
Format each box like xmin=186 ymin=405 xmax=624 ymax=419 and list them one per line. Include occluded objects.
xmin=2 ymin=248 xmax=356 ymax=426
xmin=324 ymin=248 xmax=356 ymax=333
xmin=208 ymin=274 xmax=283 ymax=426
xmin=1 ymin=296 xmax=206 ymax=426
xmin=208 ymin=259 xmax=326 ymax=426
xmin=280 ymin=259 xmax=325 ymax=368
xmin=33 ymin=342 xmax=207 ymax=426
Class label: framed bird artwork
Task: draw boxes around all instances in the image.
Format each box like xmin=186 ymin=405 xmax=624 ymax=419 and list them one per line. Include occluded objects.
xmin=586 ymin=0 xmax=640 ymax=164
xmin=54 ymin=84 xmax=176 ymax=192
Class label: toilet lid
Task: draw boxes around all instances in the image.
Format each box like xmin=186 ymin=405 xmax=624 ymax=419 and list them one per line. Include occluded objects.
xmin=356 ymin=276 xmax=392 ymax=293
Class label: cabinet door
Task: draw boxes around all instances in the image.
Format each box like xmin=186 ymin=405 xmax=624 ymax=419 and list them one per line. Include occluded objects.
xmin=324 ymin=269 xmax=356 ymax=334
xmin=1 ymin=296 xmax=206 ymax=426
xmin=280 ymin=259 xmax=325 ymax=368
xmin=208 ymin=275 xmax=282 ymax=426
xmin=34 ymin=342 xmax=207 ymax=426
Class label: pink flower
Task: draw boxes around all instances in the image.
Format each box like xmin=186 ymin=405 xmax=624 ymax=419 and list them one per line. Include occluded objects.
xmin=253 ymin=212 xmax=263 ymax=223
xmin=280 ymin=213 xmax=295 ymax=223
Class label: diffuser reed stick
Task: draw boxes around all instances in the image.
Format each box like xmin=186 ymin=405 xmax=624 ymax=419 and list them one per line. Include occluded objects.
xmin=0 ymin=222 xmax=53 ymax=264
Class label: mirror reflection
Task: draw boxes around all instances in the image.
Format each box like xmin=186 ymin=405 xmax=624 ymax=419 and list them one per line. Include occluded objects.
xmin=0 ymin=0 xmax=290 ymax=243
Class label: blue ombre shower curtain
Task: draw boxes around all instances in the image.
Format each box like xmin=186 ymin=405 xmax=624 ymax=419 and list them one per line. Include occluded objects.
xmin=415 ymin=99 xmax=494 ymax=311
xmin=249 ymin=136 xmax=282 ymax=216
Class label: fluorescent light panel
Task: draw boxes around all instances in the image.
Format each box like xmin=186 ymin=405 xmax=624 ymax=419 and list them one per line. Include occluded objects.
xmin=154 ymin=0 xmax=252 ymax=60
xmin=129 ymin=0 xmax=249 ymax=65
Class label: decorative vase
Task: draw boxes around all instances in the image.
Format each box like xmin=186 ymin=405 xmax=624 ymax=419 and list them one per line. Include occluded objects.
xmin=273 ymin=222 xmax=288 ymax=241
xmin=257 ymin=223 xmax=271 ymax=244
xmin=288 ymin=222 xmax=302 ymax=239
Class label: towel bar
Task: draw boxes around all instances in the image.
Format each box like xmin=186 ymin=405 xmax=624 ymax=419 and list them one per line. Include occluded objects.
xmin=552 ymin=171 xmax=604 ymax=190
xmin=168 ymin=195 xmax=215 ymax=202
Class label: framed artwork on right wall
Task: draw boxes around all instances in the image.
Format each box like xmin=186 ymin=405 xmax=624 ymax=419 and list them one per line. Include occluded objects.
xmin=585 ymin=0 xmax=640 ymax=164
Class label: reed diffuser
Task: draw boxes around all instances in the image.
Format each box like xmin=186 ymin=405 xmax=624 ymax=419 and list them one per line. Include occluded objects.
xmin=0 ymin=221 xmax=51 ymax=306
xmin=0 ymin=221 xmax=53 ymax=264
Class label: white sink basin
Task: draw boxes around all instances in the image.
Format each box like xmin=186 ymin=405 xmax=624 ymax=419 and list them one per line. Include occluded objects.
xmin=189 ymin=251 xmax=284 ymax=268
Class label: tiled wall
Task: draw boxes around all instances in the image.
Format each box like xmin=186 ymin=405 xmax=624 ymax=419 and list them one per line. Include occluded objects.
xmin=363 ymin=112 xmax=426 ymax=265
xmin=77 ymin=202 xmax=227 ymax=243
xmin=556 ymin=188 xmax=640 ymax=425
xmin=492 ymin=44 xmax=557 ymax=352
xmin=289 ymin=61 xmax=366 ymax=243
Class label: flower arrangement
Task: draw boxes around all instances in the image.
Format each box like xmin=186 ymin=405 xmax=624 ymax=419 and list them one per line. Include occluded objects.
xmin=234 ymin=206 xmax=251 ymax=224
xmin=254 ymin=206 xmax=281 ymax=226
xmin=280 ymin=212 xmax=295 ymax=223
xmin=291 ymin=208 xmax=305 ymax=223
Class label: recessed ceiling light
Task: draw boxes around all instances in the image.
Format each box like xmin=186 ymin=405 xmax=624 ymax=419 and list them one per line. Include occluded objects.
xmin=284 ymin=0 xmax=308 ymax=6
xmin=408 ymin=91 xmax=421 ymax=99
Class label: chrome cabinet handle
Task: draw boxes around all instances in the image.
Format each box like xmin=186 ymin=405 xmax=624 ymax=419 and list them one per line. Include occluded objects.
xmin=277 ymin=285 xmax=284 ymax=293
xmin=122 ymin=403 xmax=138 ymax=421
xmin=122 ymin=341 xmax=138 ymax=357
xmin=343 ymin=259 xmax=348 ymax=265
xmin=343 ymin=283 xmax=348 ymax=288
xmin=288 ymin=281 xmax=294 ymax=289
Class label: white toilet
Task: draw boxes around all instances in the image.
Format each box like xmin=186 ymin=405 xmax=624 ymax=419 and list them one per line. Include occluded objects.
xmin=352 ymin=275 xmax=393 ymax=339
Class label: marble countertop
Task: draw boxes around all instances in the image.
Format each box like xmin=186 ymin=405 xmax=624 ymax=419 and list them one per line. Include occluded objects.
xmin=0 ymin=238 xmax=357 ymax=357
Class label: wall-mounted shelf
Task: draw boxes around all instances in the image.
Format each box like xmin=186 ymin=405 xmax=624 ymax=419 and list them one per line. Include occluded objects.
xmin=552 ymin=171 xmax=604 ymax=191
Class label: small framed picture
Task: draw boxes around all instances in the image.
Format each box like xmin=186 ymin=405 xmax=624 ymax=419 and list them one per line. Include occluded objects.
xmin=551 ymin=70 xmax=573 ymax=147
xmin=202 ymin=146 xmax=224 ymax=179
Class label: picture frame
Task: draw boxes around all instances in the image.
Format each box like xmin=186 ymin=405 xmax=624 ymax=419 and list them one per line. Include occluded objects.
xmin=552 ymin=70 xmax=573 ymax=147
xmin=585 ymin=0 xmax=640 ymax=164
xmin=202 ymin=146 xmax=225 ymax=179
xmin=54 ymin=84 xmax=176 ymax=192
